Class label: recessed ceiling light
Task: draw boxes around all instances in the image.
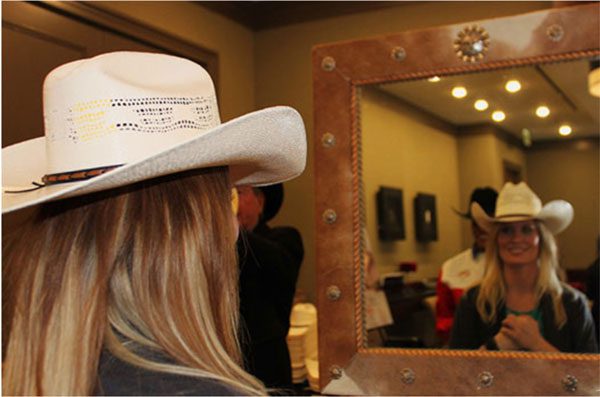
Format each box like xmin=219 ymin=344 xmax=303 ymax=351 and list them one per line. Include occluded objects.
xmin=492 ymin=111 xmax=506 ymax=122
xmin=559 ymin=125 xmax=572 ymax=136
xmin=452 ymin=86 xmax=467 ymax=98
xmin=428 ymin=76 xmax=441 ymax=82
xmin=505 ymin=80 xmax=522 ymax=93
xmin=535 ymin=106 xmax=550 ymax=118
xmin=474 ymin=99 xmax=489 ymax=111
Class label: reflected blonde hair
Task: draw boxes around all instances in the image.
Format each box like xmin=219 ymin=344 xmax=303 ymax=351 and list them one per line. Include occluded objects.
xmin=476 ymin=221 xmax=566 ymax=328
xmin=3 ymin=167 xmax=265 ymax=395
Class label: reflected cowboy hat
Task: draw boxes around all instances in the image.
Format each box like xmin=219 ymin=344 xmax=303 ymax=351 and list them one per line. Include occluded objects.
xmin=471 ymin=182 xmax=573 ymax=235
xmin=2 ymin=52 xmax=307 ymax=213
xmin=258 ymin=183 xmax=284 ymax=223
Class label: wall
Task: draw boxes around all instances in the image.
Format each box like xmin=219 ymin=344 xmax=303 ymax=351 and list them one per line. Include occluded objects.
xmin=254 ymin=2 xmax=551 ymax=301
xmin=526 ymin=140 xmax=600 ymax=269
xmin=361 ymin=88 xmax=462 ymax=281
xmin=456 ymin=128 xmax=526 ymax=247
xmin=456 ymin=133 xmax=499 ymax=247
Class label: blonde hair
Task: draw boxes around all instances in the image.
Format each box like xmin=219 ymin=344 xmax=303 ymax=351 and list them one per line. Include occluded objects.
xmin=3 ymin=167 xmax=266 ymax=395
xmin=476 ymin=221 xmax=566 ymax=328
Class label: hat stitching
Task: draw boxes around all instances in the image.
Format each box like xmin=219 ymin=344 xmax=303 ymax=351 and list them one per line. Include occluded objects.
xmin=62 ymin=95 xmax=217 ymax=145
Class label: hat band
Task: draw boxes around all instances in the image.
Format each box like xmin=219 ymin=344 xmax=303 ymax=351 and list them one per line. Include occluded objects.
xmin=496 ymin=213 xmax=534 ymax=220
xmin=42 ymin=164 xmax=123 ymax=185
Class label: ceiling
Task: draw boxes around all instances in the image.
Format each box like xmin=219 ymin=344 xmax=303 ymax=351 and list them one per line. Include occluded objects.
xmin=378 ymin=58 xmax=600 ymax=143
xmin=196 ymin=1 xmax=413 ymax=31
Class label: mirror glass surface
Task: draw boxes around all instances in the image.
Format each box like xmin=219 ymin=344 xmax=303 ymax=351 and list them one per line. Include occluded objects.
xmin=360 ymin=58 xmax=599 ymax=351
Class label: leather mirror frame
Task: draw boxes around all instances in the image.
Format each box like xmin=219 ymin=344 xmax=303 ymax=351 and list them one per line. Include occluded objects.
xmin=313 ymin=4 xmax=599 ymax=395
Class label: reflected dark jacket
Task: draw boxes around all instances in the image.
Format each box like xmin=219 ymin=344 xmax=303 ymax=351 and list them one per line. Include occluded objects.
xmin=449 ymin=284 xmax=598 ymax=353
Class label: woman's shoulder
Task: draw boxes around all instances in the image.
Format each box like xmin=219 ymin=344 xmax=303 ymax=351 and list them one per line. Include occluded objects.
xmin=559 ymin=283 xmax=589 ymax=308
xmin=96 ymin=350 xmax=244 ymax=396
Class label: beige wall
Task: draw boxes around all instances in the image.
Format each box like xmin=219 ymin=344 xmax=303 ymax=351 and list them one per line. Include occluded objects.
xmin=456 ymin=129 xmax=526 ymax=247
xmin=526 ymin=140 xmax=600 ymax=269
xmin=91 ymin=1 xmax=552 ymax=302
xmin=361 ymin=88 xmax=462 ymax=281
xmin=457 ymin=133 xmax=499 ymax=247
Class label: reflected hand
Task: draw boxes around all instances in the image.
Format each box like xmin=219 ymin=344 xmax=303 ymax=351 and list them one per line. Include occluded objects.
xmin=494 ymin=328 xmax=519 ymax=350
xmin=501 ymin=314 xmax=558 ymax=352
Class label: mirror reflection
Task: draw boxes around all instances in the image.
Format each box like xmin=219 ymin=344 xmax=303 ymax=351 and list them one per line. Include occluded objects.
xmin=360 ymin=58 xmax=599 ymax=353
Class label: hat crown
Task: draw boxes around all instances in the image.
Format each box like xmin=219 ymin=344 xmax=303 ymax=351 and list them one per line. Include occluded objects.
xmin=43 ymin=52 xmax=220 ymax=175
xmin=495 ymin=182 xmax=542 ymax=219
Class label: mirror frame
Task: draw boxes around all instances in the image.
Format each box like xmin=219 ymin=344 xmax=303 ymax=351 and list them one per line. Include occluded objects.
xmin=313 ymin=4 xmax=599 ymax=395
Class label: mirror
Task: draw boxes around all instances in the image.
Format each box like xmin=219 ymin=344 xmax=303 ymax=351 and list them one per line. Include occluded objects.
xmin=313 ymin=4 xmax=599 ymax=395
xmin=361 ymin=59 xmax=599 ymax=350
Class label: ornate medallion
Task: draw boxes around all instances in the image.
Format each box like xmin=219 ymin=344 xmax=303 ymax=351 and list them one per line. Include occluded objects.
xmin=454 ymin=25 xmax=490 ymax=63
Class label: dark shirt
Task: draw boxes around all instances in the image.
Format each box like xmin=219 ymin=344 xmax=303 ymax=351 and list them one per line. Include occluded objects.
xmin=238 ymin=222 xmax=304 ymax=388
xmin=585 ymin=258 xmax=599 ymax=343
xmin=95 ymin=349 xmax=242 ymax=396
xmin=449 ymin=284 xmax=598 ymax=353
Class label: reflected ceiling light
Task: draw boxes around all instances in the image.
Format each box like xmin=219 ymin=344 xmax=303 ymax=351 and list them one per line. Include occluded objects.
xmin=492 ymin=110 xmax=506 ymax=122
xmin=505 ymin=80 xmax=522 ymax=93
xmin=535 ymin=105 xmax=550 ymax=118
xmin=474 ymin=99 xmax=489 ymax=111
xmin=521 ymin=128 xmax=532 ymax=147
xmin=589 ymin=59 xmax=600 ymax=97
xmin=428 ymin=76 xmax=441 ymax=82
xmin=559 ymin=125 xmax=572 ymax=136
xmin=452 ymin=86 xmax=467 ymax=98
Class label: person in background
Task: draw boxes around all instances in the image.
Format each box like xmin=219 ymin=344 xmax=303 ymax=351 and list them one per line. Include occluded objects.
xmin=237 ymin=183 xmax=304 ymax=390
xmin=435 ymin=187 xmax=498 ymax=345
xmin=585 ymin=239 xmax=599 ymax=343
xmin=2 ymin=51 xmax=307 ymax=395
xmin=450 ymin=182 xmax=597 ymax=353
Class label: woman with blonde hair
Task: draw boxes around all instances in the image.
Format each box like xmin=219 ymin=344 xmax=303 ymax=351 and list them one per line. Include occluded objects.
xmin=449 ymin=182 xmax=597 ymax=353
xmin=2 ymin=52 xmax=306 ymax=395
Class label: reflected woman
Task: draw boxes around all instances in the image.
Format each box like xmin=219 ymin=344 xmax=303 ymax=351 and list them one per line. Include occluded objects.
xmin=449 ymin=182 xmax=598 ymax=353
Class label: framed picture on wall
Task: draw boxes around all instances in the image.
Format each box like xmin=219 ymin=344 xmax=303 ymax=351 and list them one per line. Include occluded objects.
xmin=414 ymin=193 xmax=437 ymax=242
xmin=376 ymin=186 xmax=405 ymax=241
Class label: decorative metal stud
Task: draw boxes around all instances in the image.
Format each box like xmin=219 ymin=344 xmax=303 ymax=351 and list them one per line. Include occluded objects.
xmin=322 ymin=132 xmax=336 ymax=148
xmin=391 ymin=46 xmax=407 ymax=62
xmin=329 ymin=365 xmax=343 ymax=379
xmin=546 ymin=24 xmax=565 ymax=42
xmin=322 ymin=209 xmax=337 ymax=224
xmin=477 ymin=371 xmax=494 ymax=388
xmin=401 ymin=368 xmax=416 ymax=385
xmin=321 ymin=56 xmax=336 ymax=71
xmin=326 ymin=285 xmax=342 ymax=301
xmin=561 ymin=375 xmax=578 ymax=392
xmin=454 ymin=25 xmax=490 ymax=63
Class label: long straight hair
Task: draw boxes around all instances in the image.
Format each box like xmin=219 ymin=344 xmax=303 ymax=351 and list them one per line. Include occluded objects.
xmin=476 ymin=221 xmax=566 ymax=328
xmin=3 ymin=167 xmax=265 ymax=395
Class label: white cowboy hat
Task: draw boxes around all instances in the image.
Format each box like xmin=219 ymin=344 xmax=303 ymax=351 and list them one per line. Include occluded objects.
xmin=2 ymin=52 xmax=306 ymax=214
xmin=471 ymin=182 xmax=573 ymax=235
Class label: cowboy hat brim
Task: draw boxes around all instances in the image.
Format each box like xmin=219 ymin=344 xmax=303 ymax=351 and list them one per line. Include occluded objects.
xmin=471 ymin=200 xmax=574 ymax=235
xmin=3 ymin=106 xmax=306 ymax=214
